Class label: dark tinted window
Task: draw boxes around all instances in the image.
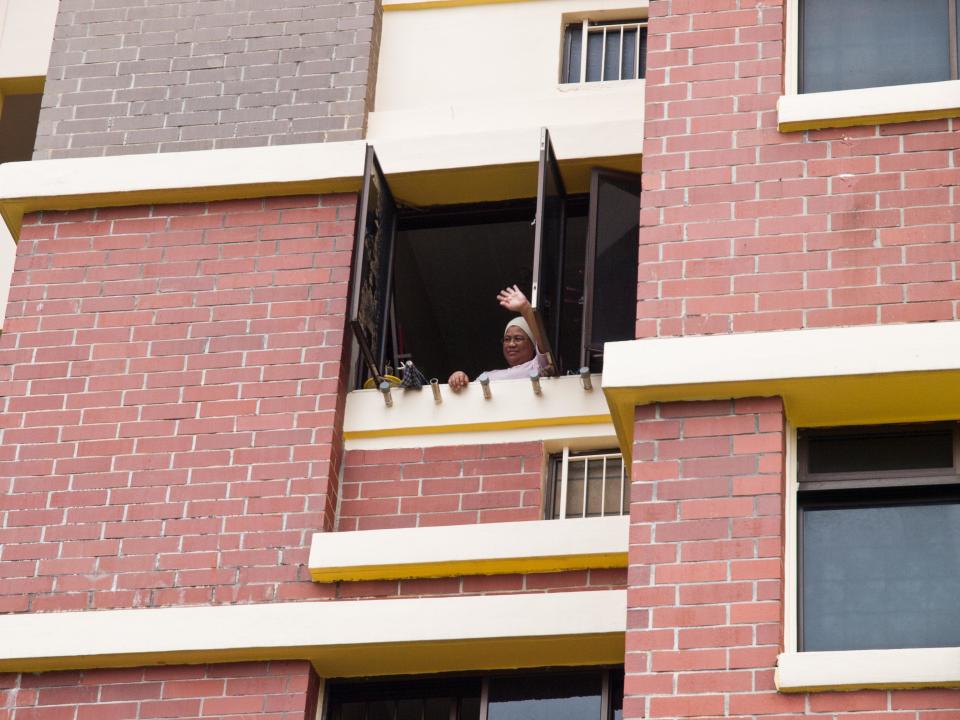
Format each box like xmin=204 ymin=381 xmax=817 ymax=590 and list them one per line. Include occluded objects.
xmin=802 ymin=495 xmax=960 ymax=651
xmin=800 ymin=0 xmax=953 ymax=92
xmin=487 ymin=672 xmax=602 ymax=720
xmin=0 ymin=93 xmax=42 ymax=164
xmin=805 ymin=427 xmax=954 ymax=475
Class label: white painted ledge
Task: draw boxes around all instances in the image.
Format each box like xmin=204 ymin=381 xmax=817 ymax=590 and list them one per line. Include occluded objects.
xmin=0 ymin=141 xmax=369 ymax=237
xmin=0 ymin=590 xmax=627 ymax=676
xmin=309 ymin=516 xmax=629 ymax=581
xmin=602 ymin=321 xmax=960 ymax=461
xmin=777 ymin=648 xmax=960 ymax=692
xmin=345 ymin=373 xmax=610 ymax=440
xmin=777 ymin=79 xmax=960 ymax=132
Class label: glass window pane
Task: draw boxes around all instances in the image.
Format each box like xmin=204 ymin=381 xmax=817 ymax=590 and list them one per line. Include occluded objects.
xmin=337 ymin=702 xmax=365 ymax=720
xmin=588 ymin=173 xmax=640 ymax=362
xmin=603 ymin=30 xmax=621 ymax=80
xmin=584 ymin=458 xmax=606 ymax=516
xmin=802 ymin=500 xmax=960 ymax=650
xmin=603 ymin=456 xmax=625 ymax=516
xmin=397 ymin=699 xmax=421 ymax=720
xmin=423 ymin=698 xmax=451 ymax=720
xmin=610 ymin=670 xmax=624 ymax=720
xmin=806 ymin=428 xmax=953 ymax=475
xmin=565 ymin=460 xmax=586 ymax=518
xmin=459 ymin=696 xmax=481 ymax=720
xmin=586 ymin=31 xmax=603 ymax=82
xmin=368 ymin=701 xmax=395 ymax=720
xmin=488 ymin=672 xmax=602 ymax=720
xmin=801 ymin=0 xmax=951 ymax=92
xmin=637 ymin=28 xmax=647 ymax=79
xmin=563 ymin=26 xmax=582 ymax=83
xmin=621 ymin=29 xmax=637 ymax=80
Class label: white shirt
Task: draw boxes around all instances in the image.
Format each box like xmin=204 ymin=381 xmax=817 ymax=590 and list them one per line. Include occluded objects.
xmin=482 ymin=351 xmax=549 ymax=381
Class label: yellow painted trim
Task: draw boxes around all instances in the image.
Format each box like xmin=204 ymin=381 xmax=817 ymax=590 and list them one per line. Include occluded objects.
xmin=310 ymin=551 xmax=627 ymax=582
xmin=605 ymin=369 xmax=960 ymax=464
xmin=0 ymin=76 xmax=44 ymax=95
xmin=0 ymin=633 xmax=626 ymax=677
xmin=343 ymin=413 xmax=612 ymax=440
xmin=779 ymin=107 xmax=960 ymax=133
xmin=779 ymin=680 xmax=960 ymax=693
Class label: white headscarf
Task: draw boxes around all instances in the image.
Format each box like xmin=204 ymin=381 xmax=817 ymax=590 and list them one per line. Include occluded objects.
xmin=504 ymin=316 xmax=534 ymax=343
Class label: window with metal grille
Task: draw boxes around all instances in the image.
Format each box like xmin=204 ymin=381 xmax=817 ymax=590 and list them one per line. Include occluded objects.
xmin=562 ymin=19 xmax=647 ymax=84
xmin=547 ymin=448 xmax=628 ymax=520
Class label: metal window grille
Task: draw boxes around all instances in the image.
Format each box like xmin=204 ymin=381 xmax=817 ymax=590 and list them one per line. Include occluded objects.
xmin=562 ymin=19 xmax=647 ymax=84
xmin=549 ymin=448 xmax=628 ymax=519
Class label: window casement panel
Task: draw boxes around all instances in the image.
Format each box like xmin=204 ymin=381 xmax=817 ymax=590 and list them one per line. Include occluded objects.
xmin=580 ymin=170 xmax=640 ymax=372
xmin=531 ymin=127 xmax=565 ymax=376
xmin=799 ymin=0 xmax=960 ymax=93
xmin=349 ymin=146 xmax=398 ymax=387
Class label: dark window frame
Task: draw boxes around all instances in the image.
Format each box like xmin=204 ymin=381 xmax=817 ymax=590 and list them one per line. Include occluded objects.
xmin=798 ymin=0 xmax=960 ymax=93
xmin=796 ymin=422 xmax=960 ymax=652
xmin=323 ymin=666 xmax=624 ymax=720
xmin=347 ymin=134 xmax=639 ymax=389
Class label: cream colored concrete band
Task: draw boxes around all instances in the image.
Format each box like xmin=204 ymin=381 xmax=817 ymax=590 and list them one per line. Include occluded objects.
xmin=309 ymin=515 xmax=628 ymax=581
xmin=603 ymin=321 xmax=960 ymax=461
xmin=0 ymin=0 xmax=58 ymax=82
xmin=777 ymin=79 xmax=960 ymax=132
xmin=0 ymin=141 xmax=369 ymax=238
xmin=345 ymin=373 xmax=610 ymax=440
xmin=777 ymin=647 xmax=960 ymax=691
xmin=0 ymin=134 xmax=640 ymax=239
xmin=0 ymin=590 xmax=626 ymax=676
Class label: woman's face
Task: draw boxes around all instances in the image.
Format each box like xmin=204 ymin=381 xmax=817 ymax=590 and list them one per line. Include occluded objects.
xmin=502 ymin=325 xmax=535 ymax=366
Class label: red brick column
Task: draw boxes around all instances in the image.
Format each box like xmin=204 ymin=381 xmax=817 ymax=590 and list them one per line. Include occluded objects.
xmin=626 ymin=398 xmax=960 ymax=717
xmin=0 ymin=661 xmax=318 ymax=720
xmin=0 ymin=196 xmax=355 ymax=612
xmin=626 ymin=398 xmax=786 ymax=718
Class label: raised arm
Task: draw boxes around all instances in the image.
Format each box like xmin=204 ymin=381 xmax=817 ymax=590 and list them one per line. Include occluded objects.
xmin=496 ymin=285 xmax=547 ymax=355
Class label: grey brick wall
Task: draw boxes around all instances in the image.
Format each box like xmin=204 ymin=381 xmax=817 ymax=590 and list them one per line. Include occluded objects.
xmin=34 ymin=0 xmax=381 ymax=159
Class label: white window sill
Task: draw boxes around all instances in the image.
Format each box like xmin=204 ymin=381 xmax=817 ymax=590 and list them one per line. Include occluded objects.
xmin=777 ymin=647 xmax=960 ymax=692
xmin=777 ymin=79 xmax=960 ymax=132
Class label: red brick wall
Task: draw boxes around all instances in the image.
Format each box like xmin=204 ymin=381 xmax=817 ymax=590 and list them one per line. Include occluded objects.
xmin=0 ymin=197 xmax=355 ymax=612
xmin=638 ymin=0 xmax=960 ymax=339
xmin=0 ymin=661 xmax=318 ymax=720
xmin=627 ymin=398 xmax=960 ymax=718
xmin=334 ymin=440 xmax=628 ymax=599
xmin=339 ymin=442 xmax=545 ymax=531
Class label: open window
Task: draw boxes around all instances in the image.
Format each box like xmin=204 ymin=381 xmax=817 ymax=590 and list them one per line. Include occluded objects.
xmin=0 ymin=92 xmax=42 ymax=164
xmin=348 ymin=132 xmax=640 ymax=388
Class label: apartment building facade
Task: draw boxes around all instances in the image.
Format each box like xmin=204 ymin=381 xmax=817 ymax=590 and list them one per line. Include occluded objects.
xmin=0 ymin=0 xmax=958 ymax=718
